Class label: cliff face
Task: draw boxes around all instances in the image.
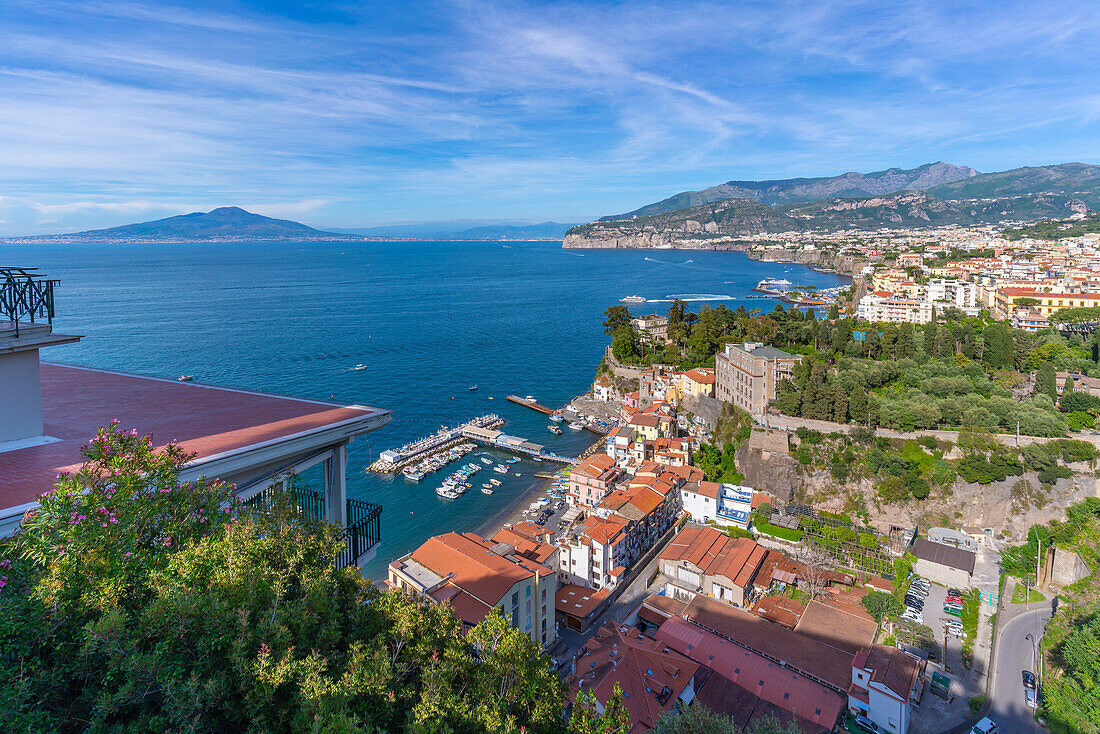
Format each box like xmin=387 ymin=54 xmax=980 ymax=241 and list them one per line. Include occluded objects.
xmin=734 ymin=427 xmax=1100 ymax=537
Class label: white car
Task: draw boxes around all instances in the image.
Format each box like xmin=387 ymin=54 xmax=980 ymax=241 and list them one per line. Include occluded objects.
xmin=970 ymin=717 xmax=998 ymax=734
xmin=901 ymin=610 xmax=923 ymax=625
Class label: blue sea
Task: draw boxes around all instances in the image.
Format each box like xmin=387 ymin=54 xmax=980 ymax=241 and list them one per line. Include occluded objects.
xmin=2 ymin=240 xmax=845 ymax=579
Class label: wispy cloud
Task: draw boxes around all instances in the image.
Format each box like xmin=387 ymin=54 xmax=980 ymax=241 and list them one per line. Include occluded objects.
xmin=0 ymin=0 xmax=1097 ymax=233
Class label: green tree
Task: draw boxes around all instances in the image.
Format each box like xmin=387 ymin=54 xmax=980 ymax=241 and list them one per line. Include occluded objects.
xmin=569 ymin=683 xmax=630 ymax=734
xmin=849 ymin=385 xmax=869 ymax=426
xmin=0 ymin=424 xmax=564 ymax=733
xmin=611 ymin=325 xmax=641 ymax=364
xmin=1036 ymin=361 xmax=1058 ymax=402
xmin=1064 ymin=374 xmax=1075 ymax=395
xmin=603 ymin=305 xmax=632 ymax=335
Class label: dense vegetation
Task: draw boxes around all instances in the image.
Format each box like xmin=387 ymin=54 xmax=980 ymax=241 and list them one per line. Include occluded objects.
xmin=1003 ymin=211 xmax=1100 ymax=241
xmin=1001 ymin=498 xmax=1100 ymax=734
xmin=787 ymin=427 xmax=1095 ymax=510
xmin=0 ymin=423 xmax=564 ymax=734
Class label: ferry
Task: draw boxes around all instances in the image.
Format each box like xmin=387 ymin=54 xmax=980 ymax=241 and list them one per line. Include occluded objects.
xmin=753 ymin=278 xmax=793 ymax=294
xmin=619 ymin=295 xmax=647 ymax=304
xmin=548 ymin=425 xmax=562 ymax=435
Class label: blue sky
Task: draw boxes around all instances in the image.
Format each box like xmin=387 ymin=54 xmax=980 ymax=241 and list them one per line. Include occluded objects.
xmin=1 ymin=0 xmax=1098 ymax=234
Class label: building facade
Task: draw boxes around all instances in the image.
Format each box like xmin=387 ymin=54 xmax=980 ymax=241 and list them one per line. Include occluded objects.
xmin=715 ymin=342 xmax=801 ymax=415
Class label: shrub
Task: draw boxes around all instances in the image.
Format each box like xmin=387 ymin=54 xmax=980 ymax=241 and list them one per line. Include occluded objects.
xmin=862 ymin=590 xmax=904 ymax=622
xmin=756 ymin=522 xmax=804 ymax=542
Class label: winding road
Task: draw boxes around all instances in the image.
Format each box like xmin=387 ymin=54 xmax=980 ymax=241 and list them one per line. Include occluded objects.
xmin=990 ymin=606 xmax=1050 ymax=734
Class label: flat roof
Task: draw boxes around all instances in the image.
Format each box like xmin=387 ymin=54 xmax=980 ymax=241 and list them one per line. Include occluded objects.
xmin=1 ymin=362 xmax=390 ymax=511
xmin=912 ymin=538 xmax=976 ymax=575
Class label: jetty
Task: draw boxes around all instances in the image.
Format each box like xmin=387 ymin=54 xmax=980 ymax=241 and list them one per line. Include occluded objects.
xmin=461 ymin=425 xmax=578 ymax=465
xmin=507 ymin=394 xmax=555 ymax=415
xmin=369 ymin=414 xmax=503 ymax=473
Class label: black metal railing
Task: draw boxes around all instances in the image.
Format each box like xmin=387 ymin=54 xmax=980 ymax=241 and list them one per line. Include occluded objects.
xmin=336 ymin=498 xmax=382 ymax=570
xmin=242 ymin=486 xmax=381 ymax=570
xmin=1 ymin=267 xmax=59 ymax=336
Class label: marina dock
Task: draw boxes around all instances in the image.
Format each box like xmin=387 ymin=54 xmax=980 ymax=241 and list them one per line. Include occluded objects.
xmin=460 ymin=425 xmax=578 ymax=465
xmin=506 ymin=394 xmax=554 ymax=414
xmin=369 ymin=414 xmax=504 ymax=473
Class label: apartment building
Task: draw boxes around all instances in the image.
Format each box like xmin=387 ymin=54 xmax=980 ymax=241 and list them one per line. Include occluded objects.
xmin=556 ymin=513 xmax=631 ymax=590
xmin=568 ymin=454 xmax=625 ymax=507
xmin=658 ymin=526 xmax=769 ymax=607
xmin=992 ymin=287 xmax=1100 ymax=320
xmin=926 ymin=278 xmax=978 ymax=313
xmin=680 ymin=480 xmax=755 ymax=529
xmin=387 ymin=531 xmax=558 ymax=647
xmin=632 ymin=314 xmax=670 ymax=344
xmin=715 ymin=342 xmax=801 ymax=414
xmin=857 ymin=292 xmax=934 ymax=324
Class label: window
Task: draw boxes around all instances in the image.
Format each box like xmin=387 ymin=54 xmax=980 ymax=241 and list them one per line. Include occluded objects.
xmin=511 ymin=592 xmax=519 ymax=607
xmin=526 ymin=586 xmax=531 ymax=598
xmin=512 ymin=608 xmax=519 ymax=626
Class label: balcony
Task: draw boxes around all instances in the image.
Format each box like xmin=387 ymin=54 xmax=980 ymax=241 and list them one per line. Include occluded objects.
xmin=243 ymin=487 xmax=382 ymax=570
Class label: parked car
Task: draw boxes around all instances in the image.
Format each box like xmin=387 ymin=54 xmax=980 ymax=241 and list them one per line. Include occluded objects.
xmin=1022 ymin=670 xmax=1036 ymax=690
xmin=970 ymin=717 xmax=998 ymax=734
xmin=853 ymin=713 xmax=879 ymax=733
xmin=948 ymin=588 xmax=964 ymax=597
xmin=945 ymin=594 xmax=963 ymax=604
xmin=902 ymin=611 xmax=923 ymax=625
xmin=1025 ymin=687 xmax=1038 ymax=708
xmin=944 ymin=606 xmax=963 ymax=617
xmin=905 ymin=596 xmax=924 ymax=607
xmin=943 ymin=618 xmax=963 ymax=630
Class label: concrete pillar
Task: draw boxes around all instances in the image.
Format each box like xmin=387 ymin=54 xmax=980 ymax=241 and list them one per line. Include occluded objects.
xmin=324 ymin=442 xmax=348 ymax=527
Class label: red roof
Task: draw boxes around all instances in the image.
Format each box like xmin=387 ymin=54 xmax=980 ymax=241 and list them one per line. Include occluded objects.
xmin=657 ymin=617 xmax=845 ymax=730
xmin=1 ymin=363 xmax=388 ymax=511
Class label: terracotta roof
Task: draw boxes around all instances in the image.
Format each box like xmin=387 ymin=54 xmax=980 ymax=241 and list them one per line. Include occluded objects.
xmin=657 ymin=616 xmax=845 ymax=731
xmin=573 ymin=623 xmax=699 ymax=732
xmin=793 ymin=600 xmax=878 ymax=657
xmin=681 ymin=595 xmax=855 ymax=691
xmin=856 ymin=644 xmax=922 ymax=702
xmin=411 ymin=532 xmax=551 ymax=616
xmin=556 ymin=584 xmax=609 ymax=618
xmin=579 ymin=514 xmax=630 ymax=546
xmin=696 ymin=672 xmax=831 ymax=734
xmin=752 ymin=596 xmax=805 ymax=629
xmin=661 ymin=527 xmax=767 ymax=590
xmin=1 ymin=363 xmax=388 ymax=511
xmin=630 ymin=414 xmax=660 ymax=428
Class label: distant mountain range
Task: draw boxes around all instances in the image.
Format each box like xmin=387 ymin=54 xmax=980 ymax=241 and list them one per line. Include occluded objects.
xmin=3 ymin=207 xmax=370 ymax=243
xmin=600 ymin=162 xmax=979 ymax=220
xmin=2 ymin=209 xmax=580 ymax=243
xmin=566 ymin=162 xmax=1100 ymax=248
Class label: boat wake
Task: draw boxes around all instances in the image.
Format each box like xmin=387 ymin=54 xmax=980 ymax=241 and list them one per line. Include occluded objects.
xmin=644 ymin=256 xmax=696 ymax=265
xmin=647 ymin=293 xmax=737 ymax=303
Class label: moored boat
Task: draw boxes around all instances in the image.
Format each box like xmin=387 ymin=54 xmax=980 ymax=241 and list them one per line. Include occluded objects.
xmin=481 ymin=487 xmax=493 ymax=495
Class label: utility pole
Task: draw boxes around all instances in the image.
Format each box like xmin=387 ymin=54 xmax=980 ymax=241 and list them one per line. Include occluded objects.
xmin=1016 ymin=420 xmax=1020 ymax=447
xmin=1036 ymin=536 xmax=1042 ymax=589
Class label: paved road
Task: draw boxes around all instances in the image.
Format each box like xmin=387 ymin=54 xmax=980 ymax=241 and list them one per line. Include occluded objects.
xmin=990 ymin=607 xmax=1050 ymax=734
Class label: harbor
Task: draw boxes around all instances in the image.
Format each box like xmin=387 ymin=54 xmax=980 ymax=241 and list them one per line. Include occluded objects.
xmin=508 ymin=393 xmax=612 ymax=435
xmin=369 ymin=412 xmax=579 ymax=479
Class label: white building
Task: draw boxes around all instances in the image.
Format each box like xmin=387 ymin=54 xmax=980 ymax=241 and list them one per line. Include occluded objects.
xmin=857 ymin=292 xmax=934 ymax=325
xmin=680 ymin=481 xmax=755 ymax=529
xmin=926 ymin=278 xmax=979 ymax=315
xmin=849 ymin=645 xmax=922 ymax=734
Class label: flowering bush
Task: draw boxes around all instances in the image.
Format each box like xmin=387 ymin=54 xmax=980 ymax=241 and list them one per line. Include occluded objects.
xmin=0 ymin=424 xmax=564 ymax=733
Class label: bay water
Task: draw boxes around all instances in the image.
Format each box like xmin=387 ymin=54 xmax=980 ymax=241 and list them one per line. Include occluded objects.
xmin=1 ymin=240 xmax=844 ymax=579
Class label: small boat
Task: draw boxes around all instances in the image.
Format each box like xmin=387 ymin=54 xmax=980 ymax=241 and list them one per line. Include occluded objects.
xmin=549 ymin=413 xmax=564 ymax=423
xmin=436 ymin=486 xmax=461 ymax=499
xmin=548 ymin=425 xmax=562 ymax=435
xmin=482 ymin=482 xmax=492 ymax=488
xmin=494 ymin=465 xmax=508 ymax=474
xmin=533 ymin=457 xmax=543 ymax=462
xmin=481 ymin=487 xmax=494 ymax=495
xmin=506 ymin=458 xmax=519 ymax=464
xmin=514 ymin=472 xmax=522 ymax=477
xmin=353 ymin=364 xmax=368 ymax=371
xmin=469 ymin=385 xmax=478 ymax=391
xmin=480 ymin=457 xmax=493 ymax=464
xmin=525 ymin=395 xmax=536 ymax=402
xmin=567 ymin=422 xmax=583 ymax=430
xmin=489 ymin=479 xmax=502 ymax=486
xmin=620 ymin=295 xmax=647 ymax=304
xmin=178 ymin=374 xmax=193 ymax=382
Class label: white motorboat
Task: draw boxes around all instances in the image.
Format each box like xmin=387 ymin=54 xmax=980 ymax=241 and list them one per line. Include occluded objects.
xmin=619 ymin=295 xmax=646 ymax=304
xmin=489 ymin=479 xmax=502 ymax=486
xmin=481 ymin=487 xmax=494 ymax=495
xmin=494 ymin=465 xmax=508 ymax=474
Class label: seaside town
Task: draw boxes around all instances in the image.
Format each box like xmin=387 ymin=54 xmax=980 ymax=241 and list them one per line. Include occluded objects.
xmin=4 ymin=4 xmax=1100 ymax=732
